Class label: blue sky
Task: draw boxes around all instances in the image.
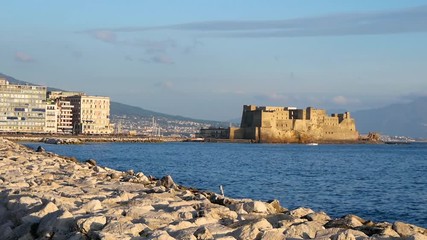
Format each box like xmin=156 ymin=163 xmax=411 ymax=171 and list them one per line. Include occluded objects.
xmin=1 ymin=1 xmax=427 ymax=120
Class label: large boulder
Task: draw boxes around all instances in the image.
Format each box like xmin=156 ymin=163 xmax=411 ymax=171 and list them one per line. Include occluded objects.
xmin=229 ymin=224 xmax=260 ymax=240
xmin=243 ymin=201 xmax=268 ymax=214
xmin=259 ymin=229 xmax=286 ymax=240
xmin=392 ymin=221 xmax=427 ymax=237
xmin=157 ymin=175 xmax=178 ymax=189
xmin=80 ymin=199 xmax=103 ymax=213
xmin=283 ymin=221 xmax=324 ymax=239
xmin=193 ymin=226 xmax=214 ymax=240
xmin=100 ymin=220 xmax=146 ymax=238
xmin=325 ymin=214 xmax=365 ymax=229
xmin=305 ymin=211 xmax=331 ymax=224
xmin=288 ymin=207 xmax=315 ymax=218
xmin=76 ymin=215 xmax=107 ymax=234
xmin=21 ymin=201 xmax=59 ymax=224
xmin=36 ymin=210 xmax=75 ymax=239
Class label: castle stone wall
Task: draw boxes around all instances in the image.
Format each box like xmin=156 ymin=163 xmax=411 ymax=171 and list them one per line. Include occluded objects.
xmin=238 ymin=105 xmax=359 ymax=143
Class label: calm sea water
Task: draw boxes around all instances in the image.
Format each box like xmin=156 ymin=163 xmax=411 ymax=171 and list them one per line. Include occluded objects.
xmin=22 ymin=142 xmax=427 ymax=227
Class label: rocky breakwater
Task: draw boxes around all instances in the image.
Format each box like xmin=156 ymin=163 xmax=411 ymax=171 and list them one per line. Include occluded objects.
xmin=42 ymin=137 xmax=83 ymax=145
xmin=0 ymin=138 xmax=426 ymax=240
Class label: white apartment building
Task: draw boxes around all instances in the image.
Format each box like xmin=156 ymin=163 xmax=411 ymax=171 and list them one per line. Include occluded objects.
xmin=45 ymin=103 xmax=58 ymax=133
xmin=0 ymin=78 xmax=46 ymax=133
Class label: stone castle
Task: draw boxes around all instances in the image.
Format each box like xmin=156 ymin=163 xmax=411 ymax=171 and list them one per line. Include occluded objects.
xmin=199 ymin=105 xmax=359 ymax=143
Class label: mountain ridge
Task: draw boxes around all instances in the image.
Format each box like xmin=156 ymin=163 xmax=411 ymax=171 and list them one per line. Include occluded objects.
xmin=352 ymin=97 xmax=427 ymax=138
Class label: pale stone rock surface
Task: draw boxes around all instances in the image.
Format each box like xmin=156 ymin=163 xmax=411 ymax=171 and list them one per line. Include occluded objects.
xmin=243 ymin=201 xmax=268 ymax=214
xmin=100 ymin=220 xmax=146 ymax=237
xmin=393 ymin=221 xmax=427 ymax=237
xmin=283 ymin=220 xmax=324 ymax=239
xmin=77 ymin=215 xmax=107 ymax=233
xmin=289 ymin=207 xmax=315 ymax=218
xmin=334 ymin=231 xmax=357 ymax=240
xmin=325 ymin=214 xmax=365 ymax=229
xmin=230 ymin=224 xmax=260 ymax=240
xmin=79 ymin=199 xmax=103 ymax=213
xmin=36 ymin=210 xmax=74 ymax=239
xmin=305 ymin=211 xmax=331 ymax=224
xmin=259 ymin=228 xmax=286 ymax=240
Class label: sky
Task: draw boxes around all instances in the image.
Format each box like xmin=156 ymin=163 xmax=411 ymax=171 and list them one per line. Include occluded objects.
xmin=1 ymin=1 xmax=427 ymax=121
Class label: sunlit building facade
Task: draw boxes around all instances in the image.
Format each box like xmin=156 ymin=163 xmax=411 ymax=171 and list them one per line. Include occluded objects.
xmin=66 ymin=95 xmax=113 ymax=134
xmin=0 ymin=78 xmax=47 ymax=133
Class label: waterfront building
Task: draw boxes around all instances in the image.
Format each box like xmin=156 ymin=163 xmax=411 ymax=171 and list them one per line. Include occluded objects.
xmin=199 ymin=105 xmax=359 ymax=143
xmin=0 ymin=78 xmax=47 ymax=133
xmin=197 ymin=127 xmax=231 ymax=139
xmin=66 ymin=95 xmax=113 ymax=134
xmin=57 ymin=100 xmax=74 ymax=134
xmin=45 ymin=102 xmax=58 ymax=133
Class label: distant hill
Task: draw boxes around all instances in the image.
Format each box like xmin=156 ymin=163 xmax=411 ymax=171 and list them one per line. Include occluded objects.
xmin=352 ymin=97 xmax=427 ymax=138
xmin=0 ymin=72 xmax=226 ymax=126
xmin=110 ymin=102 xmax=226 ymax=125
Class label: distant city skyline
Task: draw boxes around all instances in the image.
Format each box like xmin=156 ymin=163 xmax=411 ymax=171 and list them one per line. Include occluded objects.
xmin=1 ymin=1 xmax=427 ymax=121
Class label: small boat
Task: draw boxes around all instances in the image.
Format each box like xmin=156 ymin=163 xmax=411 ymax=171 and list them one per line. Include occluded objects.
xmin=306 ymin=143 xmax=318 ymax=146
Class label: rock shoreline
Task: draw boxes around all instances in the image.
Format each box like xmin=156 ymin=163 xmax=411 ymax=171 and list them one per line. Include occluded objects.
xmin=0 ymin=138 xmax=426 ymax=240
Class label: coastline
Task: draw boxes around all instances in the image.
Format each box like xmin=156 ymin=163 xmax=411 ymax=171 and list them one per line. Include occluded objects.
xmin=1 ymin=134 xmax=383 ymax=145
xmin=1 ymin=134 xmax=185 ymax=144
xmin=1 ymin=138 xmax=426 ymax=239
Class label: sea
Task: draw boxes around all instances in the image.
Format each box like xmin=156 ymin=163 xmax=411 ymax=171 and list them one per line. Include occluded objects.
xmin=22 ymin=141 xmax=427 ymax=227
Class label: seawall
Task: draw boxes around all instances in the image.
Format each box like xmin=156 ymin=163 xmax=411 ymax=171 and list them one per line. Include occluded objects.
xmin=2 ymin=135 xmax=185 ymax=144
xmin=0 ymin=137 xmax=426 ymax=239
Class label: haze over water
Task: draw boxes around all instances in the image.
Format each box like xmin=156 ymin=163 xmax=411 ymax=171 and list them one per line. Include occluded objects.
xmin=24 ymin=142 xmax=427 ymax=227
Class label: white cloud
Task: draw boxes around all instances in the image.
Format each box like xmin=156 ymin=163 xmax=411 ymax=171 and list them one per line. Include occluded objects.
xmin=156 ymin=81 xmax=174 ymax=89
xmin=15 ymin=51 xmax=34 ymax=62
xmin=332 ymin=95 xmax=349 ymax=105
xmin=150 ymin=55 xmax=174 ymax=64
xmin=91 ymin=30 xmax=117 ymax=43
xmin=332 ymin=95 xmax=361 ymax=105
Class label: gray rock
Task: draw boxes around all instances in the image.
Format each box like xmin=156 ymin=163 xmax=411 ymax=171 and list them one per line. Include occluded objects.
xmin=148 ymin=230 xmax=176 ymax=240
xmin=76 ymin=215 xmax=107 ymax=234
xmin=110 ymin=172 xmax=122 ymax=179
xmin=325 ymin=214 xmax=365 ymax=229
xmin=392 ymin=221 xmax=427 ymax=237
xmin=126 ymin=205 xmax=155 ymax=218
xmin=243 ymin=201 xmax=268 ymax=214
xmin=283 ymin=221 xmax=324 ymax=239
xmin=406 ymin=233 xmax=427 ymax=240
xmin=259 ymin=229 xmax=286 ymax=240
xmin=85 ymin=159 xmax=97 ymax=166
xmin=80 ymin=199 xmax=102 ymax=213
xmin=21 ymin=201 xmax=59 ymax=224
xmin=194 ymin=226 xmax=214 ymax=240
xmin=329 ymin=229 xmax=368 ymax=240
xmin=305 ymin=211 xmax=331 ymax=224
xmin=37 ymin=210 xmax=74 ymax=239
xmin=0 ymin=221 xmax=14 ymax=240
xmin=36 ymin=146 xmax=45 ymax=152
xmin=158 ymin=175 xmax=177 ymax=189
xmin=289 ymin=207 xmax=315 ymax=218
xmin=10 ymin=222 xmax=34 ymax=240
xmin=101 ymin=220 xmax=145 ymax=237
xmin=333 ymin=231 xmax=356 ymax=240
xmin=266 ymin=199 xmax=287 ymax=214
